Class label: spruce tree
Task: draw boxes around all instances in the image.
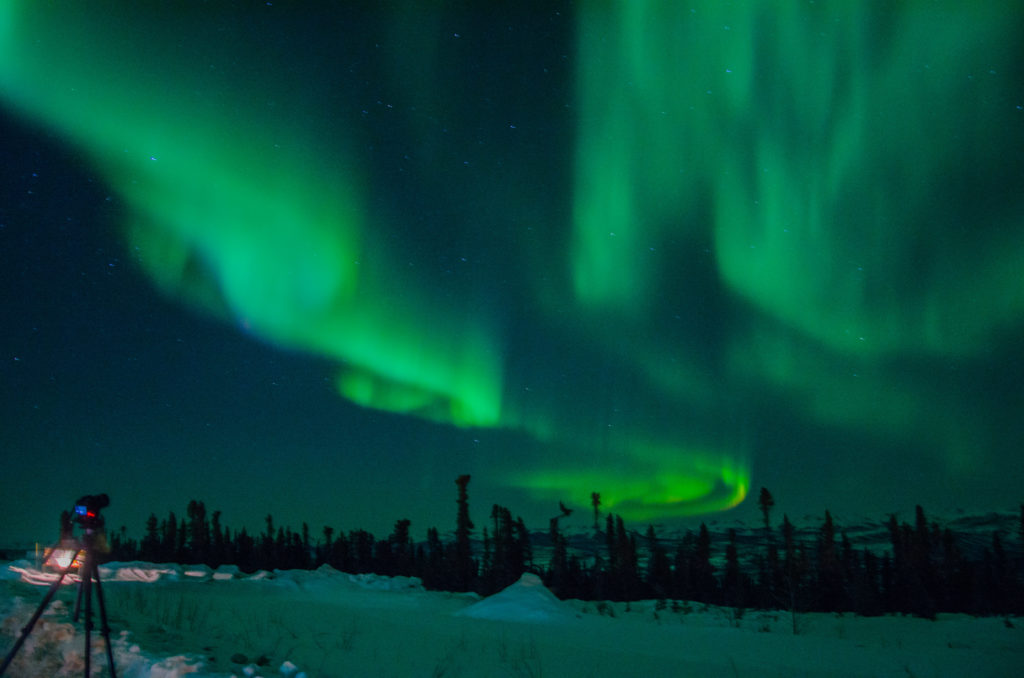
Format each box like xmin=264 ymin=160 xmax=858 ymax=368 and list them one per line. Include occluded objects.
xmin=161 ymin=512 xmax=177 ymax=562
xmin=423 ymin=527 xmax=445 ymax=589
xmin=939 ymin=527 xmax=965 ymax=612
xmin=840 ymin=532 xmax=855 ymax=603
xmin=548 ymin=517 xmax=569 ymax=596
xmin=332 ymin=530 xmax=350 ymax=572
xmin=142 ymin=513 xmax=160 ymax=562
xmin=618 ymin=516 xmax=640 ymax=601
xmin=299 ymin=522 xmax=310 ymax=569
xmin=756 ymin=487 xmax=777 ymax=608
xmin=211 ymin=510 xmax=224 ymax=567
xmin=490 ymin=505 xmax=517 ymax=588
xmin=349 ymin=529 xmax=375 ymax=573
xmin=885 ymin=514 xmax=908 ymax=612
xmin=856 ymin=548 xmax=884 ymax=616
xmin=453 ymin=474 xmax=476 ymax=591
xmin=723 ymin=528 xmax=743 ymax=609
xmin=235 ymin=527 xmax=255 ymax=572
xmin=605 ymin=514 xmax=618 ymax=577
xmin=781 ymin=514 xmax=802 ymax=632
xmin=645 ymin=525 xmax=671 ymax=598
xmin=480 ymin=527 xmax=492 ymax=588
xmin=816 ymin=510 xmax=842 ymax=612
xmin=186 ymin=499 xmax=208 ymax=564
xmin=990 ymin=531 xmax=1010 ymax=615
xmin=262 ymin=514 xmax=275 ymax=568
xmin=672 ymin=530 xmax=695 ymax=601
xmin=693 ymin=522 xmax=717 ymax=604
xmin=177 ymin=517 xmax=187 ymax=562
xmin=909 ymin=505 xmax=937 ymax=618
xmin=321 ymin=525 xmax=334 ymax=567
xmin=390 ymin=518 xmax=412 ymax=576
xmin=758 ymin=487 xmax=775 ymax=544
xmin=375 ymin=534 xmax=394 ymax=575
xmin=276 ymin=526 xmax=288 ymax=568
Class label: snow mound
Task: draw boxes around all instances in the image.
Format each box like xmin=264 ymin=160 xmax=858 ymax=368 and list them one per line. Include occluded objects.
xmin=101 ymin=562 xmax=184 ymax=582
xmin=347 ymin=572 xmax=425 ymax=592
xmin=456 ymin=573 xmax=576 ymax=623
xmin=213 ymin=564 xmax=241 ymax=580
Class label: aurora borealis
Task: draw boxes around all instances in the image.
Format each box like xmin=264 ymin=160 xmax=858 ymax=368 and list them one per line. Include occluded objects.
xmin=1 ymin=2 xmax=1022 ymax=545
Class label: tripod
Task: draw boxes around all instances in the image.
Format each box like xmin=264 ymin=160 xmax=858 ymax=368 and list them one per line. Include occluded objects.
xmin=0 ymin=528 xmax=118 ymax=677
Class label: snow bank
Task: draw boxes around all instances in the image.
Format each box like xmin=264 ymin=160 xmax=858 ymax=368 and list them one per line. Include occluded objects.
xmin=7 ymin=560 xmax=429 ymax=592
xmin=254 ymin=565 xmax=426 ymax=594
xmin=3 ymin=560 xmax=1022 ymax=677
xmin=345 ymin=572 xmax=425 ymax=592
xmin=456 ymin=573 xmax=577 ymax=623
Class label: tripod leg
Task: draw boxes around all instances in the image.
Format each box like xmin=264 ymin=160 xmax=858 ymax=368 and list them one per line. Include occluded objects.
xmin=82 ymin=554 xmax=93 ymax=678
xmin=74 ymin=565 xmax=86 ymax=621
xmin=91 ymin=564 xmax=117 ymax=678
xmin=0 ymin=549 xmax=81 ymax=677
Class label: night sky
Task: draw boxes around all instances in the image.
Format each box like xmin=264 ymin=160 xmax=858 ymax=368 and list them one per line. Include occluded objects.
xmin=2 ymin=3 xmax=1023 ymax=547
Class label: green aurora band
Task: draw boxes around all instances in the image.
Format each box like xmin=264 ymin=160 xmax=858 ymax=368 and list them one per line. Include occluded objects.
xmin=2 ymin=2 xmax=1021 ymax=521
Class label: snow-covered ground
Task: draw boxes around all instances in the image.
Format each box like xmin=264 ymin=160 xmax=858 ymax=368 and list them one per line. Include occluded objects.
xmin=1 ymin=560 xmax=1020 ymax=677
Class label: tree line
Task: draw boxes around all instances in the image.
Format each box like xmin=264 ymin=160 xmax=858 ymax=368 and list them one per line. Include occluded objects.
xmin=98 ymin=480 xmax=1023 ymax=618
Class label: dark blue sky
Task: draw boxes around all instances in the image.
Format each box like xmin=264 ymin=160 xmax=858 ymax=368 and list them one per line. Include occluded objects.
xmin=2 ymin=3 xmax=1022 ymax=547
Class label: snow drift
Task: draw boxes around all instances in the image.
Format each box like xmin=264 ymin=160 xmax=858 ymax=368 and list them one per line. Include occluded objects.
xmin=1 ymin=560 xmax=1021 ymax=677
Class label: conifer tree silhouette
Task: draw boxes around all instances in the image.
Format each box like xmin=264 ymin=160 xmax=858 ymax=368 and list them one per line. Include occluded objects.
xmin=693 ymin=522 xmax=717 ymax=603
xmin=645 ymin=524 xmax=671 ymax=598
xmin=390 ymin=518 xmax=413 ymax=576
xmin=816 ymin=510 xmax=842 ymax=612
xmin=758 ymin=487 xmax=775 ymax=543
xmin=211 ymin=510 xmax=224 ymax=567
xmin=142 ymin=514 xmax=160 ymax=562
xmin=321 ymin=525 xmax=334 ymax=567
xmin=723 ymin=528 xmax=744 ymax=609
xmin=453 ymin=474 xmax=475 ymax=591
xmin=102 ymin=493 xmax=1024 ymax=615
xmin=548 ymin=516 xmax=569 ymax=596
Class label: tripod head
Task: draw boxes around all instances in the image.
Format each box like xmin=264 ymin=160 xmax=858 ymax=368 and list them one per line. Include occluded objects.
xmin=72 ymin=494 xmax=109 ymax=532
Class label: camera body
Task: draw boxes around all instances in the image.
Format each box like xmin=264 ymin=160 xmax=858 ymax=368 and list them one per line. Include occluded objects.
xmin=73 ymin=493 xmax=109 ymax=530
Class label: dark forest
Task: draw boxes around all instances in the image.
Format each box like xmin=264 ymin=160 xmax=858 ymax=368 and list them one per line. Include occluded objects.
xmin=88 ymin=480 xmax=1024 ymax=621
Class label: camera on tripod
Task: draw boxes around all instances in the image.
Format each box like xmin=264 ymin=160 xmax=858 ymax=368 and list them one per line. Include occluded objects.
xmin=0 ymin=493 xmax=119 ymax=677
xmin=72 ymin=493 xmax=109 ymax=531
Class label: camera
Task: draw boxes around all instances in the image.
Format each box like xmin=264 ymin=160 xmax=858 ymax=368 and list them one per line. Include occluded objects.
xmin=73 ymin=493 xmax=109 ymax=530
